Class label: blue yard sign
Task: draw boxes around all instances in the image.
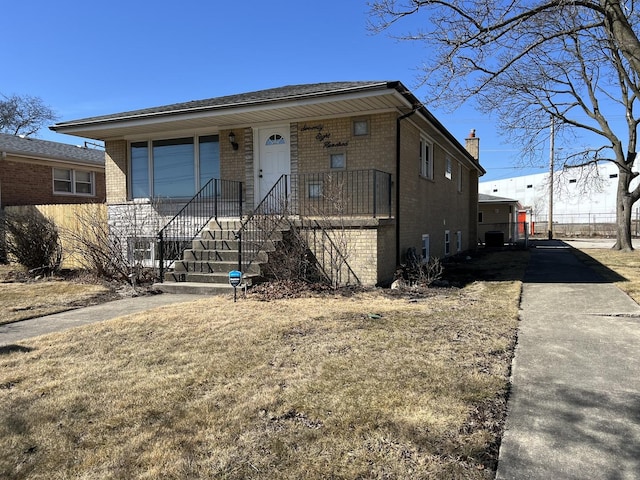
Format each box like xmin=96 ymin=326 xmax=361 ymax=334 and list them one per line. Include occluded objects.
xmin=229 ymin=270 xmax=242 ymax=302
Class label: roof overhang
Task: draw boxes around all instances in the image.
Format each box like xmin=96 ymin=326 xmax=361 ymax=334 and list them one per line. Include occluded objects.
xmin=50 ymin=81 xmax=485 ymax=174
xmin=51 ymin=83 xmax=412 ymax=141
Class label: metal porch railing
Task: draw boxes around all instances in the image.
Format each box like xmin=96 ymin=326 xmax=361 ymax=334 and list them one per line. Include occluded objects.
xmin=157 ymin=178 xmax=243 ymax=282
xmin=295 ymin=169 xmax=392 ymax=218
xmin=235 ymin=175 xmax=289 ymax=273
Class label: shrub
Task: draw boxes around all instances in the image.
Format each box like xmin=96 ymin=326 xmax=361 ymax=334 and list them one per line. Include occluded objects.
xmin=3 ymin=209 xmax=62 ymax=275
xmin=394 ymin=247 xmax=444 ymax=288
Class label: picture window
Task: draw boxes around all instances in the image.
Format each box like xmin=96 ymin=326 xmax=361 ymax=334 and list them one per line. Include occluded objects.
xmin=130 ymin=134 xmax=220 ymax=199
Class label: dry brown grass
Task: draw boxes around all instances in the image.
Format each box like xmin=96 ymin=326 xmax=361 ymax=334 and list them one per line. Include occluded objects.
xmin=573 ymin=248 xmax=640 ymax=303
xmin=0 ymin=265 xmax=112 ymax=325
xmin=0 ymin=251 xmax=527 ymax=479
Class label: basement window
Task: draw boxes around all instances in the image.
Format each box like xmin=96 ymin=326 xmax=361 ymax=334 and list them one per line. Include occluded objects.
xmin=128 ymin=237 xmax=155 ymax=267
xmin=421 ymin=234 xmax=430 ymax=262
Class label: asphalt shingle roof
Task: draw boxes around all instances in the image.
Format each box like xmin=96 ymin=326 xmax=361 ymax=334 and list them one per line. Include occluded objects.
xmin=53 ymin=81 xmax=393 ymax=127
xmin=0 ymin=133 xmax=104 ymax=166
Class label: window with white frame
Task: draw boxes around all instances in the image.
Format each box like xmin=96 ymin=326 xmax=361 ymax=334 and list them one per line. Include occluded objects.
xmin=445 ymin=156 xmax=452 ymax=179
xmin=445 ymin=230 xmax=451 ymax=256
xmin=420 ymin=136 xmax=433 ymax=179
xmin=128 ymin=237 xmax=155 ymax=267
xmin=130 ymin=134 xmax=220 ymax=199
xmin=53 ymin=168 xmax=95 ymax=196
xmin=421 ymin=234 xmax=430 ymax=263
xmin=456 ymin=231 xmax=462 ymax=252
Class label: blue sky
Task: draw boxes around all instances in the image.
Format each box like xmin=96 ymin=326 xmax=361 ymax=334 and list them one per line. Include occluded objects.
xmin=3 ymin=0 xmax=546 ymax=181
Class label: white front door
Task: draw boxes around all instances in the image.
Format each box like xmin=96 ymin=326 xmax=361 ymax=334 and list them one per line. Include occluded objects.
xmin=257 ymin=126 xmax=290 ymax=202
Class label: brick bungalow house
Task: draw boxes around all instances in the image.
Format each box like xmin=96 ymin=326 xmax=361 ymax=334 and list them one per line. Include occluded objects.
xmin=51 ymin=81 xmax=485 ymax=290
xmin=0 ymin=132 xmax=105 ymax=207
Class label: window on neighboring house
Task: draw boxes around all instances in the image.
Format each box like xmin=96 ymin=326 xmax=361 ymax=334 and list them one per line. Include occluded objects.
xmin=569 ymin=178 xmax=577 ymax=184
xmin=420 ymin=136 xmax=433 ymax=179
xmin=130 ymin=135 xmax=220 ymax=199
xmin=421 ymin=234 xmax=430 ymax=263
xmin=478 ymin=211 xmax=484 ymax=223
xmin=330 ymin=153 xmax=346 ymax=169
xmin=457 ymin=163 xmax=463 ymax=192
xmin=53 ymin=168 xmax=95 ymax=196
xmin=445 ymin=157 xmax=452 ymax=179
xmin=610 ymin=173 xmax=618 ymax=179
xmin=527 ymin=184 xmax=533 ymax=188
xmin=445 ymin=230 xmax=451 ymax=256
xmin=456 ymin=231 xmax=462 ymax=252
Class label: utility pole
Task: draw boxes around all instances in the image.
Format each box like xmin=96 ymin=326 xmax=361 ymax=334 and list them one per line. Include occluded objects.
xmin=548 ymin=117 xmax=555 ymax=240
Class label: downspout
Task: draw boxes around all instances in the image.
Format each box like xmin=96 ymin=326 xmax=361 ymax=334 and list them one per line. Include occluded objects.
xmin=395 ymin=109 xmax=418 ymax=267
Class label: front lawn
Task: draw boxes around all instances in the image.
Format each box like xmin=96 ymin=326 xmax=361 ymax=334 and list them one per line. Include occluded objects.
xmin=0 ymin=251 xmax=528 ymax=479
xmin=0 ymin=265 xmax=113 ymax=325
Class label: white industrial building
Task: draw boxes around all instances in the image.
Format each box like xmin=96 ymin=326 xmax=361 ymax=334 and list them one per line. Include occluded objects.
xmin=479 ymin=162 xmax=640 ymax=236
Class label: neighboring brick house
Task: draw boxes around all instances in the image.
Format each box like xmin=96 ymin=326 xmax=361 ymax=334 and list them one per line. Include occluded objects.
xmin=51 ymin=81 xmax=485 ymax=288
xmin=0 ymin=133 xmax=105 ymax=207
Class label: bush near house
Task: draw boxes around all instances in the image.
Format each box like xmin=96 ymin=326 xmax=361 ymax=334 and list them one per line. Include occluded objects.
xmin=2 ymin=209 xmax=62 ymax=275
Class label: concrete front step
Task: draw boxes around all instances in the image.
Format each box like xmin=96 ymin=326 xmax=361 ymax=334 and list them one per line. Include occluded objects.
xmin=165 ymin=271 xmax=260 ymax=284
xmin=174 ymin=260 xmax=262 ymax=275
xmin=192 ymin=238 xmax=276 ymax=253
xmin=183 ymin=249 xmax=268 ymax=263
xmin=153 ymin=281 xmax=248 ymax=296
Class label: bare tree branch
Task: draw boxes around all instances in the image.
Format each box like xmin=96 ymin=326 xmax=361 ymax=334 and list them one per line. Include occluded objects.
xmin=0 ymin=93 xmax=59 ymax=137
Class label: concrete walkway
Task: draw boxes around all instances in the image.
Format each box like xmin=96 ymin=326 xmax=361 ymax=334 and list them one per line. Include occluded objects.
xmin=0 ymin=293 xmax=208 ymax=347
xmin=496 ymin=240 xmax=640 ymax=479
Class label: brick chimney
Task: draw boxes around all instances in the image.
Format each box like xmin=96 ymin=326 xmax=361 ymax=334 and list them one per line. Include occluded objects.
xmin=465 ymin=129 xmax=479 ymax=161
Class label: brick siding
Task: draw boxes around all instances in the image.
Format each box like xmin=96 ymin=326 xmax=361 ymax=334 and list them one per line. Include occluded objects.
xmin=0 ymin=158 xmax=105 ymax=206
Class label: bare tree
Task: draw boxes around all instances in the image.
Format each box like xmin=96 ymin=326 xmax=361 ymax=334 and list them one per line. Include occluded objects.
xmin=0 ymin=93 xmax=59 ymax=137
xmin=369 ymin=0 xmax=640 ymax=250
